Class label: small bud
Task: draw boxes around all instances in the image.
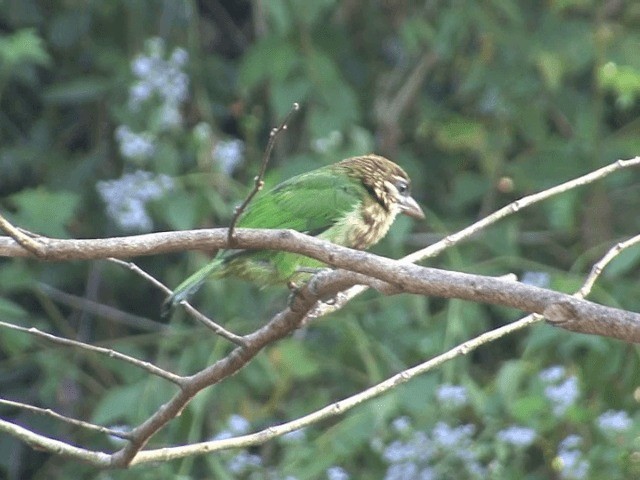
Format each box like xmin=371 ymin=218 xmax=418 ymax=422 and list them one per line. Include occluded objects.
xmin=497 ymin=176 xmax=514 ymax=193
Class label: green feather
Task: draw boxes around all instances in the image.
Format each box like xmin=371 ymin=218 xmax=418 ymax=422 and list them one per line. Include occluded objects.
xmin=162 ymin=154 xmax=422 ymax=317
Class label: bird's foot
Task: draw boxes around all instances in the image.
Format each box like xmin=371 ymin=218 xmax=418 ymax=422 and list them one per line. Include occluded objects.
xmin=286 ymin=268 xmax=335 ymax=307
xmin=305 ymin=268 xmax=335 ymax=296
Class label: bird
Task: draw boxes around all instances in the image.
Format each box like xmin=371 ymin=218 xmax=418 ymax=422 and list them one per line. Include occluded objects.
xmin=162 ymin=154 xmax=424 ymax=317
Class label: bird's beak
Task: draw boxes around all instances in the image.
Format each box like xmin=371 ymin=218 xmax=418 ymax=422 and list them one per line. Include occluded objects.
xmin=399 ymin=195 xmax=425 ymax=219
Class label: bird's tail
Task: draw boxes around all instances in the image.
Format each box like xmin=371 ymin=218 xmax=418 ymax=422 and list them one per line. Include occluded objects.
xmin=161 ymin=257 xmax=224 ymax=318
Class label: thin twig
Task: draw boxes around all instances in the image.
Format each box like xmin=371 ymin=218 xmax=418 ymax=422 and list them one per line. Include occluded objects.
xmin=0 ymin=419 xmax=112 ymax=467
xmin=227 ymin=102 xmax=300 ymax=243
xmin=108 ymin=258 xmax=170 ymax=293
xmin=405 ymin=157 xmax=640 ymax=264
xmin=0 ymin=321 xmax=184 ymax=386
xmin=108 ymin=258 xmax=245 ymax=345
xmin=181 ymin=302 xmax=247 ymax=347
xmin=0 ymin=212 xmax=46 ymax=257
xmin=577 ymin=233 xmax=640 ymax=299
xmin=0 ymin=398 xmax=132 ymax=440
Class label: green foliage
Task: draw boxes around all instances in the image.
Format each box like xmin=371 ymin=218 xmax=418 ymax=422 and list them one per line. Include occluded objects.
xmin=1 ymin=1 xmax=639 ymax=478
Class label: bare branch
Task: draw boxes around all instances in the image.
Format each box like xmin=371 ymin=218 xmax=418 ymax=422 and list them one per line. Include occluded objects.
xmin=405 ymin=157 xmax=640 ymax=264
xmin=2 ymin=157 xmax=640 ymax=467
xmin=577 ymin=233 xmax=640 ymax=299
xmin=107 ymin=257 xmax=245 ymax=344
xmin=109 ymin=284 xmax=320 ymax=467
xmin=108 ymin=257 xmax=170 ymax=293
xmin=1 ymin=226 xmax=640 ymax=341
xmin=124 ymin=233 xmax=640 ymax=464
xmin=0 ymin=419 xmax=112 ymax=467
xmin=227 ymin=102 xmax=300 ymax=242
xmin=0 ymin=213 xmax=46 ymax=257
xmin=181 ymin=301 xmax=247 ymax=347
xmin=127 ymin=314 xmax=541 ymax=464
xmin=0 ymin=398 xmax=131 ymax=439
xmin=0 ymin=321 xmax=184 ymax=386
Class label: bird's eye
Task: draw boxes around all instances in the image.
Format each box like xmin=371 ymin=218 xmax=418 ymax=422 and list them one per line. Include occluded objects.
xmin=395 ymin=180 xmax=409 ymax=196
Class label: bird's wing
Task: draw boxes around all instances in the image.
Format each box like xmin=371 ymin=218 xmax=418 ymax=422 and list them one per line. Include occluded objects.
xmin=237 ymin=168 xmax=364 ymax=234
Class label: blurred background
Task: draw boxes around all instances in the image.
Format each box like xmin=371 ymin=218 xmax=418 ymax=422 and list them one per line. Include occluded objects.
xmin=1 ymin=1 xmax=640 ymax=478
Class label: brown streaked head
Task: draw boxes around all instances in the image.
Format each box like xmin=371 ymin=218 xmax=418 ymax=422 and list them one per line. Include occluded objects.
xmin=338 ymin=154 xmax=425 ymax=220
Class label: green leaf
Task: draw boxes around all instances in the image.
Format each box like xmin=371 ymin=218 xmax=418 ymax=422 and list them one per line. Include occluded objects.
xmin=435 ymin=118 xmax=488 ymax=153
xmin=160 ymin=191 xmax=200 ymax=231
xmin=91 ymin=383 xmax=148 ymax=425
xmin=0 ymin=29 xmax=50 ymax=68
xmin=536 ymin=51 xmax=564 ymax=91
xmin=602 ymin=246 xmax=640 ymax=279
xmin=449 ymin=172 xmax=490 ymax=210
xmin=238 ymin=37 xmax=299 ymax=91
xmin=0 ymin=297 xmax=27 ymax=318
xmin=8 ymin=188 xmax=80 ymax=237
xmin=271 ymin=339 xmax=321 ymax=379
xmin=510 ymin=395 xmax=547 ymax=423
xmin=0 ymin=300 xmax=33 ymax=355
xmin=43 ymin=77 xmax=111 ymax=104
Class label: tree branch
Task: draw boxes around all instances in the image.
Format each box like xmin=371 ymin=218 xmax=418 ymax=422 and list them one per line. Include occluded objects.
xmin=0 ymin=320 xmax=184 ymax=386
xmin=1 ymin=226 xmax=640 ymax=342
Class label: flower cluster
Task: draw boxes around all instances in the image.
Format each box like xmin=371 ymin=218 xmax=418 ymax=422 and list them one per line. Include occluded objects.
xmin=555 ymin=434 xmax=589 ymax=479
xmin=96 ymin=170 xmax=174 ymax=232
xmin=435 ymin=383 xmax=469 ymax=409
xmin=375 ymin=417 xmax=484 ymax=480
xmin=539 ymin=365 xmax=580 ymax=416
xmin=497 ymin=425 xmax=537 ymax=448
xmin=128 ymin=37 xmax=189 ymax=128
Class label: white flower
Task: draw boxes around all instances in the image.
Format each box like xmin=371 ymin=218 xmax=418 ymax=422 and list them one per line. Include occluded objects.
xmin=497 ymin=425 xmax=536 ymax=447
xmin=391 ymin=416 xmax=412 ymax=433
xmin=227 ymin=451 xmax=261 ymax=474
xmin=326 ymin=466 xmax=349 ymax=480
xmin=115 ymin=125 xmax=156 ymax=160
xmin=539 ymin=365 xmax=566 ymax=383
xmin=96 ymin=170 xmax=174 ymax=232
xmin=227 ymin=414 xmax=250 ymax=435
xmin=436 ymin=384 xmax=469 ymax=408
xmin=556 ymin=435 xmax=589 ymax=479
xmin=213 ymin=139 xmax=245 ymax=174
xmin=597 ymin=410 xmax=632 ymax=433
xmin=544 ymin=376 xmax=579 ymax=416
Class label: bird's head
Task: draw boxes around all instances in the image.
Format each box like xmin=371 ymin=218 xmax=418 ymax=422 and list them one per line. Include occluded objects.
xmin=340 ymin=154 xmax=425 ymax=220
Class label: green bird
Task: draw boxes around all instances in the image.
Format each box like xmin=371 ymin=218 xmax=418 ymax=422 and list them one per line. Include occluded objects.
xmin=162 ymin=154 xmax=424 ymax=316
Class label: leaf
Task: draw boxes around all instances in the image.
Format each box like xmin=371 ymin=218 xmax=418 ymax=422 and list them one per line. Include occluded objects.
xmin=238 ymin=37 xmax=299 ymax=91
xmin=449 ymin=172 xmax=490 ymax=210
xmin=0 ymin=29 xmax=50 ymax=68
xmin=43 ymin=77 xmax=111 ymax=104
xmin=536 ymin=51 xmax=564 ymax=91
xmin=91 ymin=383 xmax=148 ymax=425
xmin=8 ymin=188 xmax=80 ymax=237
xmin=160 ymin=191 xmax=200 ymax=231
xmin=510 ymin=395 xmax=547 ymax=424
xmin=270 ymin=339 xmax=321 ymax=379
xmin=0 ymin=300 xmax=33 ymax=355
xmin=602 ymin=246 xmax=640 ymax=279
xmin=435 ymin=118 xmax=488 ymax=153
